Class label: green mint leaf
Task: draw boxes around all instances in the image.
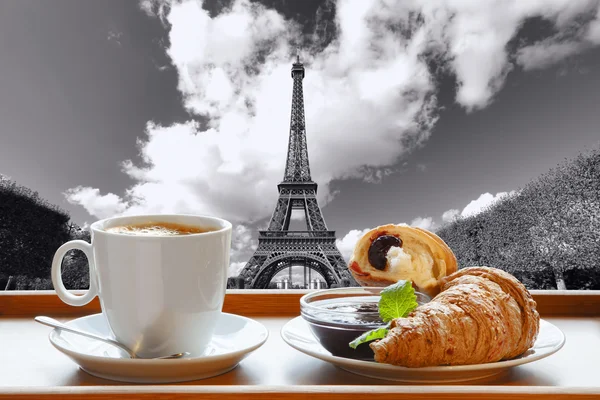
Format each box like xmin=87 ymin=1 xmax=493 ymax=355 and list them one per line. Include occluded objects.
xmin=378 ymin=280 xmax=418 ymax=323
xmin=349 ymin=326 xmax=389 ymax=349
xmin=348 ymin=281 xmax=418 ymax=351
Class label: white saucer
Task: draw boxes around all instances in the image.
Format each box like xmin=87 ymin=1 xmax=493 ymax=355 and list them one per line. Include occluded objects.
xmin=48 ymin=312 xmax=268 ymax=383
xmin=281 ymin=317 xmax=565 ymax=383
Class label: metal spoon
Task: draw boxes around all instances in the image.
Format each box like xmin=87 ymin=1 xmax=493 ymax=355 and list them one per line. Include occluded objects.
xmin=35 ymin=316 xmax=189 ymax=360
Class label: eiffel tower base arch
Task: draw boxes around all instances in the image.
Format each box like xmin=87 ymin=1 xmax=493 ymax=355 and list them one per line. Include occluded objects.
xmin=237 ymin=233 xmax=357 ymax=289
xmin=250 ymin=255 xmax=334 ymax=289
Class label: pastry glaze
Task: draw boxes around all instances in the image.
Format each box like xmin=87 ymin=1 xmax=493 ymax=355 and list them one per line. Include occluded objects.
xmin=369 ymin=266 xmax=541 ymax=367
xmin=348 ymin=224 xmax=458 ymax=297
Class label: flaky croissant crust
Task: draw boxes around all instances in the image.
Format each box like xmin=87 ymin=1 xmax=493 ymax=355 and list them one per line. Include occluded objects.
xmin=370 ymin=266 xmax=540 ymax=367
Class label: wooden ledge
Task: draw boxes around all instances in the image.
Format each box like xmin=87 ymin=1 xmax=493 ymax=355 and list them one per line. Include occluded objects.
xmin=1 ymin=290 xmax=599 ymax=318
xmin=1 ymin=385 xmax=600 ymax=400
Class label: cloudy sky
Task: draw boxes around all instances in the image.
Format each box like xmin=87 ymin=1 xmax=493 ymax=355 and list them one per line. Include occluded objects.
xmin=1 ymin=0 xmax=600 ymax=277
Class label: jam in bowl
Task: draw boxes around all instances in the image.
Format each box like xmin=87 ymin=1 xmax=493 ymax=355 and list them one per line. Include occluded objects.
xmin=300 ymin=287 xmax=431 ymax=360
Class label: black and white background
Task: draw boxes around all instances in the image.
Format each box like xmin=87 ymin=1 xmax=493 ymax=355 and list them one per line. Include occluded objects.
xmin=1 ymin=0 xmax=599 ymax=290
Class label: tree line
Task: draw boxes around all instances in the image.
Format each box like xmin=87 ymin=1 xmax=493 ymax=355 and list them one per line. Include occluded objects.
xmin=0 ymin=176 xmax=89 ymax=290
xmin=436 ymin=144 xmax=600 ymax=290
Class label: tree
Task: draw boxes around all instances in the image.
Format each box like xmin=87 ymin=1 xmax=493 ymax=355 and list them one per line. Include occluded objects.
xmin=436 ymin=144 xmax=600 ymax=290
xmin=0 ymin=178 xmax=91 ymax=289
xmin=0 ymin=179 xmax=71 ymax=278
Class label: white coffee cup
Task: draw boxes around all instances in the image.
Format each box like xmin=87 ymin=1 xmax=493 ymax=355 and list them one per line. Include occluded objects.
xmin=51 ymin=214 xmax=232 ymax=358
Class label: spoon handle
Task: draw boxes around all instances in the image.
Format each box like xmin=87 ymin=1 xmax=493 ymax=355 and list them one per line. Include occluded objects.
xmin=34 ymin=316 xmax=134 ymax=358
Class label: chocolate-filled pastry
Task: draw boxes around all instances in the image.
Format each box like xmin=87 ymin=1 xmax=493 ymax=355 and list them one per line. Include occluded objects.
xmin=348 ymin=224 xmax=457 ymax=297
xmin=369 ymin=267 xmax=540 ymax=367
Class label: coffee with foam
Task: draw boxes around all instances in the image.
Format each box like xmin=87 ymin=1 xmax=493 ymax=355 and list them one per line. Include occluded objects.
xmin=106 ymin=222 xmax=215 ymax=236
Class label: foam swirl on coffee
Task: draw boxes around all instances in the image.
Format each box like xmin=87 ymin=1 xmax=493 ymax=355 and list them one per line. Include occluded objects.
xmin=106 ymin=222 xmax=213 ymax=236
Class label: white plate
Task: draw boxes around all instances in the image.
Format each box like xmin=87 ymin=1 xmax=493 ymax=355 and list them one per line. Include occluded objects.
xmin=281 ymin=316 xmax=565 ymax=383
xmin=48 ymin=312 xmax=268 ymax=383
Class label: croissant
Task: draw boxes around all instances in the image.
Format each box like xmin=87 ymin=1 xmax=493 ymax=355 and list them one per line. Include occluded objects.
xmin=370 ymin=267 xmax=540 ymax=367
xmin=348 ymin=224 xmax=458 ymax=297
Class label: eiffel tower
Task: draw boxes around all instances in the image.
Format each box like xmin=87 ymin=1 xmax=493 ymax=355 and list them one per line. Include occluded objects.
xmin=237 ymin=55 xmax=355 ymax=289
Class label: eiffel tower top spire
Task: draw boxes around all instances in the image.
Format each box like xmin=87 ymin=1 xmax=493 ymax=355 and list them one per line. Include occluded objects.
xmin=282 ymin=52 xmax=311 ymax=183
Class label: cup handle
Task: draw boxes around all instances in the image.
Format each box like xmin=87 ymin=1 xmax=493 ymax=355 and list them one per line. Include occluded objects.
xmin=51 ymin=240 xmax=99 ymax=306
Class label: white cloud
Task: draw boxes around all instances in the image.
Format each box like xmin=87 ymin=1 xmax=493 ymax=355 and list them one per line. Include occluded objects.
xmin=230 ymin=223 xmax=256 ymax=262
xmin=514 ymin=1 xmax=600 ymax=71
xmin=410 ymin=216 xmax=436 ymax=231
xmin=395 ymin=0 xmax=600 ymax=110
xmin=67 ymin=0 xmax=600 ymax=235
xmin=226 ymin=224 xmax=258 ymax=277
xmin=393 ymin=191 xmax=518 ymax=236
xmin=587 ymin=6 xmax=600 ymax=44
xmin=233 ymin=222 xmax=255 ymax=245
xmin=442 ymin=209 xmax=460 ymax=223
xmin=517 ymin=41 xmax=585 ymax=71
xmin=460 ymin=191 xmax=515 ymax=218
xmin=64 ymin=187 xmax=127 ymax=219
xmin=437 ymin=191 xmax=517 ymax=226
xmin=138 ymin=0 xmax=169 ymax=19
xmin=228 ymin=261 xmax=247 ymax=277
xmin=336 ymin=228 xmax=371 ymax=261
xmin=67 ymin=0 xmax=439 ymax=224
